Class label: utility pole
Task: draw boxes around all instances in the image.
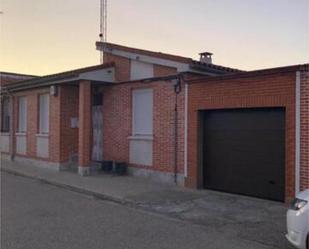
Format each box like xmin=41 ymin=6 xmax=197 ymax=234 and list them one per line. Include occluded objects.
xmin=99 ymin=0 xmax=107 ymax=64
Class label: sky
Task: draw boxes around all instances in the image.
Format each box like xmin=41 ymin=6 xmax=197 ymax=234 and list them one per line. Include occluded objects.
xmin=0 ymin=0 xmax=308 ymax=76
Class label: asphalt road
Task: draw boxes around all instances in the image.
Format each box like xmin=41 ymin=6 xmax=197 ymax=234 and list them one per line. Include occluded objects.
xmin=1 ymin=172 xmax=290 ymax=249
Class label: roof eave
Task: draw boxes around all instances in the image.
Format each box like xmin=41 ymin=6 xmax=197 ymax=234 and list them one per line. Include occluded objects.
xmin=4 ymin=64 xmax=115 ymax=92
xmin=5 ymin=77 xmax=115 ymax=93
xmin=4 ymin=76 xmax=80 ymax=92
xmin=96 ymin=41 xmax=193 ymax=64
xmin=189 ymin=64 xmax=240 ymax=75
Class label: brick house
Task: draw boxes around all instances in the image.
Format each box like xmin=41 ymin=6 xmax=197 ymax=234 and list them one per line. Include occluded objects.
xmin=0 ymin=42 xmax=308 ymax=203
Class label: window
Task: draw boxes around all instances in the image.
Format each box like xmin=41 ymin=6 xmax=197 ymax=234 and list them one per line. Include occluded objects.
xmin=18 ymin=96 xmax=27 ymax=133
xmin=1 ymin=96 xmax=10 ymax=132
xmin=132 ymin=89 xmax=153 ymax=136
xmin=39 ymin=94 xmax=49 ymax=134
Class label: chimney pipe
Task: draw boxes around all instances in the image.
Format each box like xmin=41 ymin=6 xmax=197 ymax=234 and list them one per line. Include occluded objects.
xmin=199 ymin=52 xmax=213 ymax=64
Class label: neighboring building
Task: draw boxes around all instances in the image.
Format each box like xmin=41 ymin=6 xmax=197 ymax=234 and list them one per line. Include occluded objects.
xmin=186 ymin=65 xmax=309 ymax=203
xmin=0 ymin=43 xmax=308 ymax=203
xmin=0 ymin=71 xmax=37 ymax=87
xmin=0 ymin=72 xmax=37 ymax=152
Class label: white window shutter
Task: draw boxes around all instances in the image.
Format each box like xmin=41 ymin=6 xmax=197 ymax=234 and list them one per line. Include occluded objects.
xmin=133 ymin=89 xmax=153 ymax=135
xmin=18 ymin=97 xmax=27 ymax=132
xmin=39 ymin=94 xmax=49 ymax=133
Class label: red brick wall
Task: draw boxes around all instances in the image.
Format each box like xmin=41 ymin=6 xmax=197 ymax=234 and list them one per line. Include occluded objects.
xmin=59 ymin=85 xmax=79 ymax=163
xmin=100 ymin=80 xmax=185 ymax=174
xmin=26 ymin=91 xmax=38 ymax=158
xmin=49 ymin=86 xmax=61 ymax=163
xmin=187 ymin=71 xmax=296 ymax=202
xmin=154 ymin=81 xmax=185 ymax=174
xmin=13 ymin=87 xmax=61 ymax=163
xmin=300 ymin=70 xmax=309 ymax=190
xmin=9 ymin=84 xmax=81 ymax=165
xmin=100 ymin=54 xmax=185 ymax=174
xmin=154 ymin=64 xmax=177 ymax=77
xmin=104 ymin=54 xmax=130 ymax=82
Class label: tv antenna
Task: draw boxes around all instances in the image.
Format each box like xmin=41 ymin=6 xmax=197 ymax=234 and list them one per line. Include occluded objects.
xmin=99 ymin=0 xmax=107 ymax=64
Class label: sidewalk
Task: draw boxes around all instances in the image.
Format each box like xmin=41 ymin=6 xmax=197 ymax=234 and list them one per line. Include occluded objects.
xmin=1 ymin=158 xmax=287 ymax=209
xmin=1 ymin=160 xmax=175 ymax=204
xmin=1 ymin=158 xmax=197 ymax=206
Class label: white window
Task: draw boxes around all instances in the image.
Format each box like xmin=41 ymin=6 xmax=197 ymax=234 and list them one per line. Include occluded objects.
xmin=18 ymin=96 xmax=27 ymax=133
xmin=39 ymin=94 xmax=49 ymax=134
xmin=132 ymin=89 xmax=153 ymax=136
xmin=130 ymin=60 xmax=154 ymax=80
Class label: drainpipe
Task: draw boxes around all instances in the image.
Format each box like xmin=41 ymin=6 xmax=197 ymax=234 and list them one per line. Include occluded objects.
xmin=184 ymin=80 xmax=188 ymax=179
xmin=295 ymin=71 xmax=301 ymax=194
xmin=173 ymin=75 xmax=182 ymax=184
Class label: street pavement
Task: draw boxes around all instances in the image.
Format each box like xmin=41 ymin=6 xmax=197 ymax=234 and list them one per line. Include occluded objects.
xmin=1 ymin=172 xmax=293 ymax=249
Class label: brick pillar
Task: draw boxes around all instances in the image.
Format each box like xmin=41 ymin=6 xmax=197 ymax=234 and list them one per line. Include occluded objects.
xmin=300 ymin=70 xmax=309 ymax=190
xmin=78 ymin=80 xmax=92 ymax=176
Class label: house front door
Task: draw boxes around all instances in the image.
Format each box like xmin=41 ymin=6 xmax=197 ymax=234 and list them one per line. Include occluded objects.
xmin=92 ymin=103 xmax=103 ymax=162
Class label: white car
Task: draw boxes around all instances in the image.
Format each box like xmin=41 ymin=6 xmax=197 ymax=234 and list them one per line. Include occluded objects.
xmin=286 ymin=189 xmax=309 ymax=249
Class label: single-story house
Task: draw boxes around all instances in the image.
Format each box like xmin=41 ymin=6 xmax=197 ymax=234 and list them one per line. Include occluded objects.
xmin=1 ymin=42 xmax=308 ymax=203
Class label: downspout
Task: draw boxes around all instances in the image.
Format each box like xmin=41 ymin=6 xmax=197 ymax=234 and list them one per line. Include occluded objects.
xmin=295 ymin=71 xmax=301 ymax=194
xmin=173 ymin=75 xmax=182 ymax=184
xmin=184 ymin=80 xmax=188 ymax=179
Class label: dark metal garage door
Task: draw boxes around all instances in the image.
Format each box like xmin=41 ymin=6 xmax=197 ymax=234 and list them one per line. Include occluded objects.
xmin=202 ymin=108 xmax=285 ymax=201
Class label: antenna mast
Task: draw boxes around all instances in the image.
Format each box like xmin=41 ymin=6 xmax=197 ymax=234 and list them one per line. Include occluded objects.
xmin=99 ymin=0 xmax=107 ymax=64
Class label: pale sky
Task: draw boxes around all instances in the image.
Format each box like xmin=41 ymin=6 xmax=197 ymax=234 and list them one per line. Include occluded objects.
xmin=0 ymin=0 xmax=308 ymax=76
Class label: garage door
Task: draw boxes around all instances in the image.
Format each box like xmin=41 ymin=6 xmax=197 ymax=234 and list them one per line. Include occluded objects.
xmin=202 ymin=108 xmax=285 ymax=201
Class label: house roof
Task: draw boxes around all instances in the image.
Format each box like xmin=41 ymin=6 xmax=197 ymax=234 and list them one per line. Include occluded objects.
xmin=188 ymin=63 xmax=309 ymax=84
xmin=190 ymin=60 xmax=241 ymax=74
xmin=96 ymin=41 xmax=242 ymax=74
xmin=0 ymin=72 xmax=37 ymax=86
xmin=96 ymin=42 xmax=192 ymax=64
xmin=3 ymin=63 xmax=115 ymax=92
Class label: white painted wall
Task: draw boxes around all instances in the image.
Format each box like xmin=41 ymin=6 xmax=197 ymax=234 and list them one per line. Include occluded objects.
xmin=129 ymin=137 xmax=153 ymax=166
xmin=16 ymin=134 xmax=26 ymax=155
xmin=36 ymin=135 xmax=49 ymax=158
xmin=130 ymin=60 xmax=154 ymax=80
xmin=101 ymin=47 xmax=190 ymax=72
xmin=80 ymin=68 xmax=115 ymax=82
xmin=0 ymin=133 xmax=10 ymax=153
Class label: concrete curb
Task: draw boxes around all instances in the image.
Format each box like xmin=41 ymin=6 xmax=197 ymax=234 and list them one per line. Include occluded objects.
xmin=1 ymin=167 xmax=135 ymax=207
